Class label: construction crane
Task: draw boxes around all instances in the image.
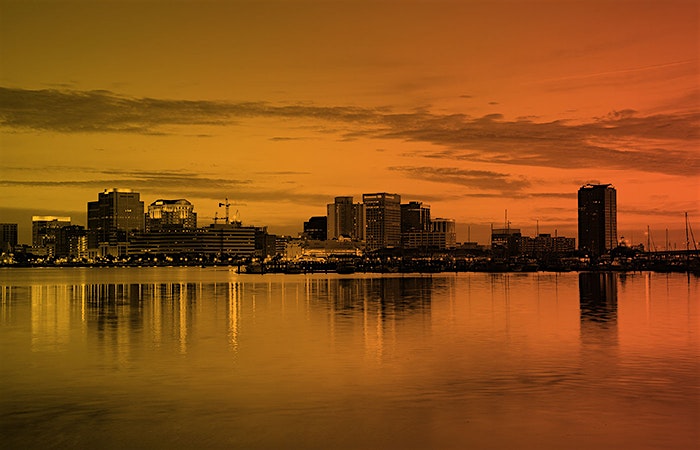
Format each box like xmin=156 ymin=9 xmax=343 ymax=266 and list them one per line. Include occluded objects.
xmin=213 ymin=211 xmax=219 ymax=225
xmin=219 ymin=198 xmax=231 ymax=225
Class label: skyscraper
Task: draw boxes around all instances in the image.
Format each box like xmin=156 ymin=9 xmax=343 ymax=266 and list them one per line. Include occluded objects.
xmin=32 ymin=216 xmax=71 ymax=256
xmin=400 ymin=201 xmax=431 ymax=234
xmin=363 ymin=192 xmax=401 ymax=251
xmin=578 ymin=184 xmax=617 ymax=257
xmin=326 ymin=196 xmax=365 ymax=241
xmin=0 ymin=223 xmax=18 ymax=253
xmin=87 ymin=188 xmax=144 ymax=251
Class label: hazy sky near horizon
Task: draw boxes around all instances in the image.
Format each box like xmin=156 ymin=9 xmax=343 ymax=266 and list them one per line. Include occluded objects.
xmin=1 ymin=0 xmax=698 ymax=244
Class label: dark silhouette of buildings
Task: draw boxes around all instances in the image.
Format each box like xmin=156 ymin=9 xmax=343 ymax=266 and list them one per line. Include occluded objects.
xmin=0 ymin=223 xmax=18 ymax=253
xmin=578 ymin=184 xmax=617 ymax=257
xmin=401 ymin=201 xmax=431 ymax=234
xmin=128 ymin=223 xmax=255 ymax=257
xmin=303 ymin=216 xmax=327 ymax=241
xmin=31 ymin=216 xmax=71 ymax=257
xmin=88 ymin=188 xmax=144 ymax=256
xmin=55 ymin=225 xmax=87 ymax=259
xmin=363 ymin=193 xmax=401 ymax=251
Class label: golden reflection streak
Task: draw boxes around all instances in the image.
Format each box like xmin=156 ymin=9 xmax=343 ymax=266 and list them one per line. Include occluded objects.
xmin=645 ymin=271 xmax=652 ymax=323
xmin=228 ymin=281 xmax=241 ymax=352
xmin=31 ymin=285 xmax=70 ymax=352
xmin=329 ymin=279 xmax=336 ymax=351
xmin=152 ymin=283 xmax=161 ymax=347
xmin=179 ymin=283 xmax=187 ymax=354
xmin=0 ymin=285 xmax=8 ymax=325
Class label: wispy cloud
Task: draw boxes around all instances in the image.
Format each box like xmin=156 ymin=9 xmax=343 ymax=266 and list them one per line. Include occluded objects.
xmin=0 ymin=171 xmax=250 ymax=190
xmin=2 ymin=86 xmax=698 ymax=177
xmin=389 ymin=166 xmax=529 ymax=192
xmin=0 ymin=87 xmax=376 ymax=134
xmin=0 ymin=167 xmax=331 ymax=206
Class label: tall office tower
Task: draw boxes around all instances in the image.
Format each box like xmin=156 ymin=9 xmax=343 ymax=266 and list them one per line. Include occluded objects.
xmin=578 ymin=183 xmax=617 ymax=257
xmin=326 ymin=196 xmax=366 ymax=241
xmin=363 ymin=192 xmax=401 ymax=251
xmin=32 ymin=216 xmax=71 ymax=256
xmin=145 ymin=199 xmax=197 ymax=232
xmin=0 ymin=223 xmax=18 ymax=253
xmin=401 ymin=201 xmax=431 ymax=233
xmin=87 ymin=188 xmax=144 ymax=248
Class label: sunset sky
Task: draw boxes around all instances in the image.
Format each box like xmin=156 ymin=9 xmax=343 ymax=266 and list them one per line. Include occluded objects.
xmin=1 ymin=0 xmax=698 ymax=246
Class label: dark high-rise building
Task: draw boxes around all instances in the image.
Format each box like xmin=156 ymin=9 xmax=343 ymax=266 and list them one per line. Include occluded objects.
xmin=87 ymin=189 xmax=144 ymax=250
xmin=326 ymin=196 xmax=365 ymax=241
xmin=303 ymin=216 xmax=327 ymax=241
xmin=0 ymin=223 xmax=18 ymax=253
xmin=401 ymin=201 xmax=431 ymax=233
xmin=578 ymin=184 xmax=617 ymax=257
xmin=56 ymin=225 xmax=87 ymax=259
xmin=363 ymin=192 xmax=401 ymax=251
xmin=32 ymin=216 xmax=71 ymax=256
xmin=255 ymin=227 xmax=279 ymax=259
xmin=145 ymin=199 xmax=197 ymax=232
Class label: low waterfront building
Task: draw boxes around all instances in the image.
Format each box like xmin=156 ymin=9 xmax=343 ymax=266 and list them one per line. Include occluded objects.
xmin=520 ymin=234 xmax=576 ymax=256
xmin=491 ymin=227 xmax=521 ymax=257
xmin=128 ymin=223 xmax=255 ymax=256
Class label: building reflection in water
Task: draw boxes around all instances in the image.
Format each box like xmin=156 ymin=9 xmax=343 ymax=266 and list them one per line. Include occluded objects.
xmin=304 ymin=276 xmax=434 ymax=362
xmin=9 ymin=276 xmax=436 ymax=362
xmin=578 ymin=272 xmax=619 ymax=366
xmin=579 ymin=272 xmax=618 ymax=325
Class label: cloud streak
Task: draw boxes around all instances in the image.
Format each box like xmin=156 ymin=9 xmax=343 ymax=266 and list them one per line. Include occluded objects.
xmin=389 ymin=166 xmax=529 ymax=192
xmin=1 ymin=86 xmax=698 ymax=177
xmin=0 ymin=168 xmax=331 ymax=207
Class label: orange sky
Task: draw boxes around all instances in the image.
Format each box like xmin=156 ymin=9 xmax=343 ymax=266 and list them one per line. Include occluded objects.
xmin=1 ymin=0 xmax=698 ymax=246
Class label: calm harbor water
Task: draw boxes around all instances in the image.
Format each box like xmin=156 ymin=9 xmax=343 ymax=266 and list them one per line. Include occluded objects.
xmin=1 ymin=268 xmax=698 ymax=449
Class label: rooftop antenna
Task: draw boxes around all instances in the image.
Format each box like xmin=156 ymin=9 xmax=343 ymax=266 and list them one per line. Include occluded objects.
xmin=219 ymin=198 xmax=231 ymax=225
xmin=213 ymin=211 xmax=219 ymax=225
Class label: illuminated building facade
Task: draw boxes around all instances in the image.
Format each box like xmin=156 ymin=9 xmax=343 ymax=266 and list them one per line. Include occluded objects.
xmin=146 ymin=199 xmax=197 ymax=232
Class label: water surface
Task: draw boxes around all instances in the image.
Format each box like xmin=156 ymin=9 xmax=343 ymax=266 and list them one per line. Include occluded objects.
xmin=1 ymin=268 xmax=698 ymax=449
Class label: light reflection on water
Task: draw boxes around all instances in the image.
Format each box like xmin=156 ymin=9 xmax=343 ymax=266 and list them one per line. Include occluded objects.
xmin=0 ymin=268 xmax=698 ymax=450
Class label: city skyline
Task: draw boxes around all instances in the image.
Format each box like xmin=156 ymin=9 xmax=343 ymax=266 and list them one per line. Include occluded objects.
xmin=1 ymin=0 xmax=698 ymax=246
